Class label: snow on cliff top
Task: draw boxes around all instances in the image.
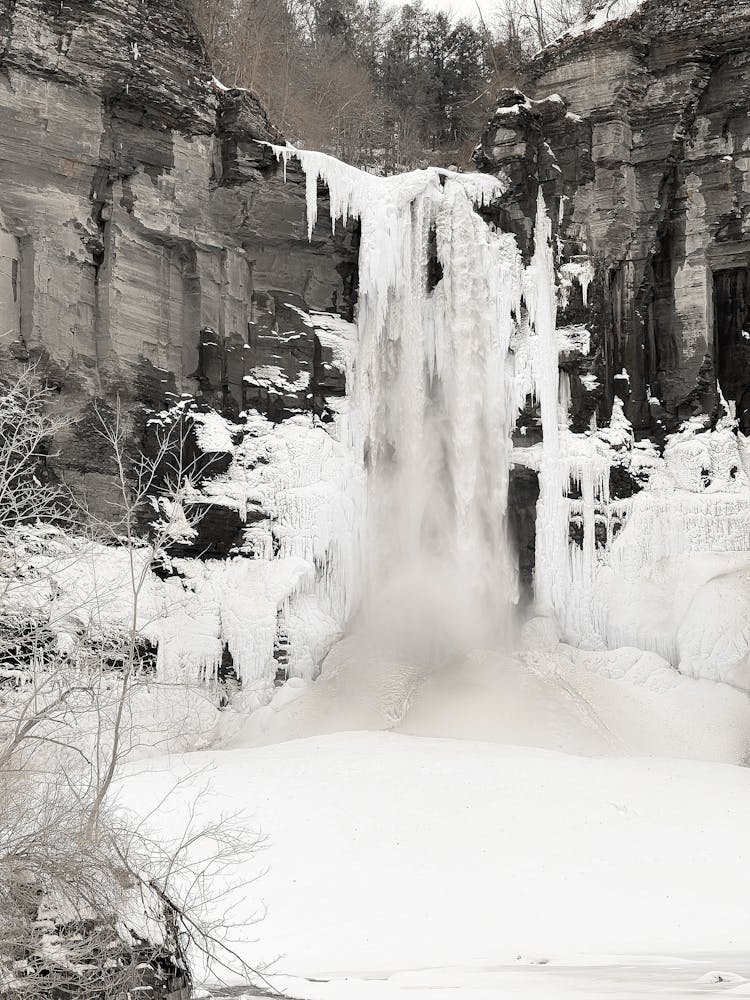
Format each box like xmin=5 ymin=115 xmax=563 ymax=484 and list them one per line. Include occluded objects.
xmin=556 ymin=0 xmax=646 ymax=42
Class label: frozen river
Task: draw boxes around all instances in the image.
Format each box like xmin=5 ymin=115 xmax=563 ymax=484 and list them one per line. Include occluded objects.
xmin=207 ymin=957 xmax=750 ymax=999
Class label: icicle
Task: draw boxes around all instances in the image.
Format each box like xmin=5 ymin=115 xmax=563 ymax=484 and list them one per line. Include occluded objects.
xmin=268 ymin=141 xmax=293 ymax=184
xmin=558 ymin=370 xmax=572 ymax=427
xmin=527 ymin=190 xmax=568 ymax=622
xmin=560 ymin=259 xmax=595 ymax=307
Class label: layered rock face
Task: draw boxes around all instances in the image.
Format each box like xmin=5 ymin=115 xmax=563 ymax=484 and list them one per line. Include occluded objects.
xmin=0 ymin=0 xmax=356 ymax=510
xmin=6 ymin=0 xmax=750 ymax=682
xmin=477 ymin=0 xmax=750 ymax=435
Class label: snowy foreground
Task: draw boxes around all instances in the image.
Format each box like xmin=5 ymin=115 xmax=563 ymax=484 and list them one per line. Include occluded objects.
xmin=117 ymin=639 xmax=750 ymax=1000
xmin=107 ymin=146 xmax=750 ymax=998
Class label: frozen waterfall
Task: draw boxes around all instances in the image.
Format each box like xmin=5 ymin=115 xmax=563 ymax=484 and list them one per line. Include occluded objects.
xmin=270 ymin=145 xmax=539 ymax=660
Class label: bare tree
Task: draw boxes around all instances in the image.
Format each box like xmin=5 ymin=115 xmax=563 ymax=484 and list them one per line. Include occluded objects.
xmin=494 ymin=0 xmax=596 ymax=52
xmin=0 ymin=369 xmax=272 ymax=997
xmin=0 ymin=365 xmax=72 ymax=546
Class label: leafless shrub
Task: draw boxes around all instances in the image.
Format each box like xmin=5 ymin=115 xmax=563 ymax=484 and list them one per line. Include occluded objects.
xmin=0 ymin=369 xmax=271 ymax=997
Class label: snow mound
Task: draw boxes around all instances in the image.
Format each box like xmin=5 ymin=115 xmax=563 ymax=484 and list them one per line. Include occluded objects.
xmin=601 ymin=534 xmax=750 ymax=687
xmin=221 ymin=628 xmax=750 ymax=765
xmin=191 ymin=411 xmax=238 ymax=454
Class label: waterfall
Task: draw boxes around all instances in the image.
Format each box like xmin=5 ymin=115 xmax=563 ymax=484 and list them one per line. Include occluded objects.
xmin=354 ymin=172 xmax=524 ymax=660
xmin=268 ymin=146 xmax=531 ymax=661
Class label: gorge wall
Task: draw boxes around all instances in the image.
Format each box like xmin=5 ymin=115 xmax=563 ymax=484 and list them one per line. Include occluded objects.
xmin=0 ymin=0 xmax=356 ymax=519
xmin=5 ymin=0 xmax=748 ymax=501
xmin=477 ymin=0 xmax=750 ymax=437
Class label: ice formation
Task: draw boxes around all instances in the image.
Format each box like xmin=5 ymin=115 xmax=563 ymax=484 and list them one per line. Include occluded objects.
xmin=559 ymin=260 xmax=594 ymax=308
xmin=267 ymin=144 xmax=528 ymax=659
xmin=5 ymin=156 xmax=539 ymax=687
xmin=118 ymin=148 xmax=534 ymax=680
xmin=507 ymin=191 xmax=750 ymax=683
xmin=10 ymin=148 xmax=620 ymax=688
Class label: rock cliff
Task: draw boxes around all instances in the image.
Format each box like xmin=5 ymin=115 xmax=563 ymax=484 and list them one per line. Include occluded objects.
xmin=4 ymin=0 xmax=750 ymax=642
xmin=477 ymin=0 xmax=750 ymax=435
xmin=0 ymin=0 xmax=357 ymax=513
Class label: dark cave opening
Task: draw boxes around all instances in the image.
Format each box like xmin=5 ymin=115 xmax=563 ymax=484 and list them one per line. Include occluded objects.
xmin=714 ymin=266 xmax=750 ymax=433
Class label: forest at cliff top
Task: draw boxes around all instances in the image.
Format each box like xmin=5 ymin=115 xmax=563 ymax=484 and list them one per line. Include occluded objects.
xmin=193 ymin=0 xmax=599 ymax=168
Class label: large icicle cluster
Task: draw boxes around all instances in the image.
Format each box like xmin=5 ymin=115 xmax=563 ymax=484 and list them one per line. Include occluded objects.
xmin=513 ymin=192 xmax=750 ymax=687
xmin=506 ymin=191 xmax=613 ymax=643
xmin=192 ymin=400 xmax=363 ymax=682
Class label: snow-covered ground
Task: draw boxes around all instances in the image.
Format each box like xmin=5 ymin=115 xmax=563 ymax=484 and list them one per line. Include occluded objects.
xmin=214 ymin=960 xmax=750 ymax=999
xmin=121 ymin=728 xmax=750 ymax=999
xmin=117 ymin=624 xmax=750 ymax=1000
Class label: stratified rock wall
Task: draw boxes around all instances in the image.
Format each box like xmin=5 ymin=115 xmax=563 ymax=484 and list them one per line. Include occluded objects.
xmin=0 ymin=0 xmax=357 ymax=509
xmin=477 ymin=0 xmax=750 ymax=434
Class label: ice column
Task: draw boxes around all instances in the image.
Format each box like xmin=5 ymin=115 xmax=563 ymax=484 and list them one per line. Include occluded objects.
xmin=525 ymin=190 xmax=569 ymax=619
